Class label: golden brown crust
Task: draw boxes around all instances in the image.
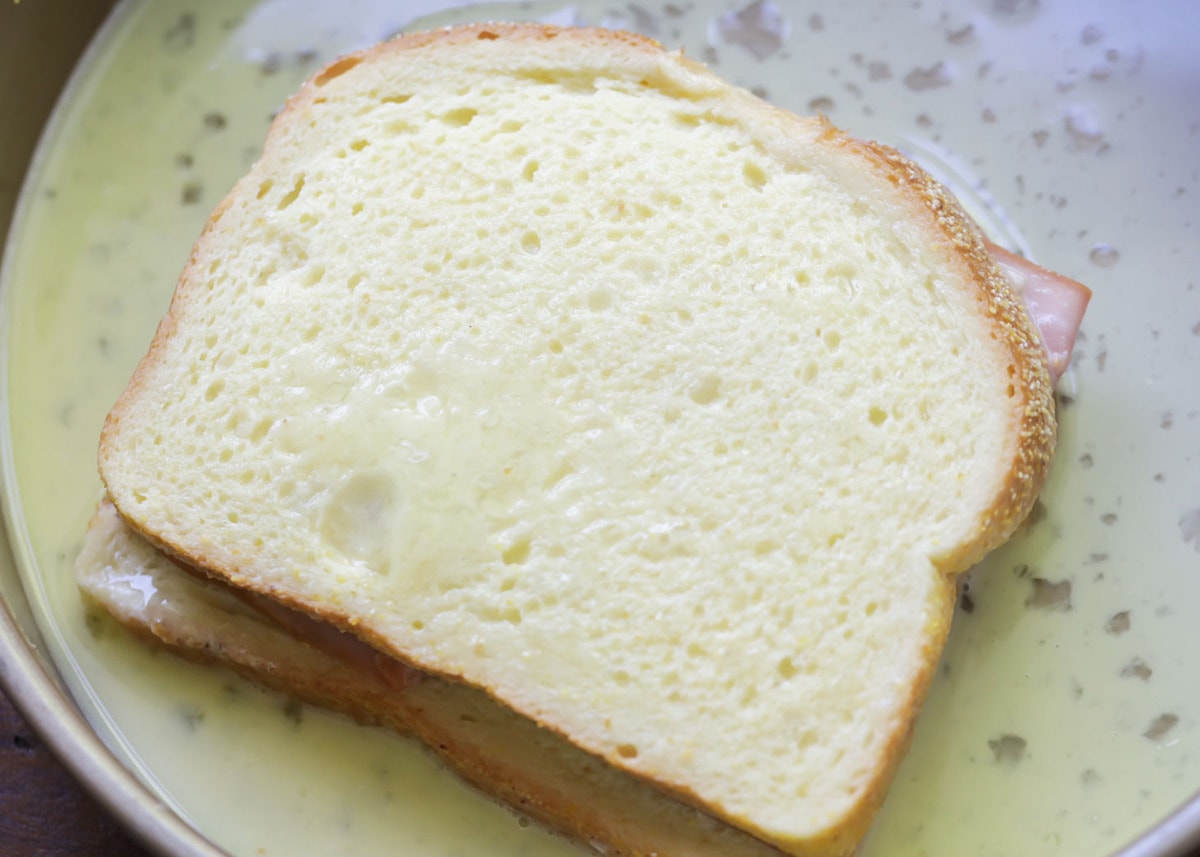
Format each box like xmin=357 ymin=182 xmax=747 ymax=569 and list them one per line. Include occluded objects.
xmin=836 ymin=136 xmax=1056 ymax=571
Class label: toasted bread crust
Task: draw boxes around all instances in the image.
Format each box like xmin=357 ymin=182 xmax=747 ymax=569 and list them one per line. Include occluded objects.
xmin=845 ymin=139 xmax=1055 ymax=567
xmin=97 ymin=24 xmax=1057 ymax=857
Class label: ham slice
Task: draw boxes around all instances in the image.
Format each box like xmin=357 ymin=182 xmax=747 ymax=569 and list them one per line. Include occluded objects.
xmin=238 ymin=589 xmax=423 ymax=690
xmin=985 ymin=240 xmax=1092 ymax=385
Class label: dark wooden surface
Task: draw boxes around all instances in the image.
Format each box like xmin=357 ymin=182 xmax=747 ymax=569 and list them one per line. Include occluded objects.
xmin=0 ymin=685 xmax=155 ymax=857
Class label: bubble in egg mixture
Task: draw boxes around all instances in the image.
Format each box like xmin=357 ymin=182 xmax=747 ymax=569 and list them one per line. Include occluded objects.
xmin=1089 ymin=243 xmax=1120 ymax=267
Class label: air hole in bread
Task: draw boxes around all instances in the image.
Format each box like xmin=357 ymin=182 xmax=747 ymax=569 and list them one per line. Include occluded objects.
xmin=501 ymin=538 xmax=531 ymax=566
xmin=521 ymin=231 xmax=541 ymax=254
xmin=440 ymin=107 xmax=478 ymax=127
xmin=379 ymin=93 xmax=411 ymax=104
xmin=301 ymin=264 xmax=326 ymax=287
xmin=868 ymin=407 xmax=888 ymax=426
xmin=489 ymin=606 xmax=521 ymax=624
xmin=754 ymin=540 xmax=779 ymax=556
xmin=823 ymin=329 xmax=841 ymax=350
xmin=255 ymin=179 xmax=273 ymax=199
xmin=587 ymin=288 xmax=612 ymax=311
xmin=349 ymin=139 xmax=370 ymax=152
xmin=777 ymin=657 xmax=798 ymax=680
xmin=617 ymin=744 xmax=639 ymax=759
xmin=277 ymin=175 xmax=305 ymax=210
xmin=688 ymin=374 xmax=721 ymax=405
xmin=204 ymin=380 xmax=224 ymax=402
xmin=314 ymin=55 xmax=363 ymax=87
xmin=521 ymin=160 xmax=540 ymax=181
xmin=743 ymin=161 xmax=768 ymax=190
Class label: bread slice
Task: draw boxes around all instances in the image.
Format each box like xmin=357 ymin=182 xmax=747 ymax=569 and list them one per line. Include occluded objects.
xmin=77 ymin=498 xmax=786 ymax=857
xmin=98 ymin=24 xmax=1055 ymax=856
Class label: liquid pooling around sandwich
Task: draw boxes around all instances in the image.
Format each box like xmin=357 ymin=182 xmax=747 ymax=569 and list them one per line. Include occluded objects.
xmin=2 ymin=1 xmax=1197 ymax=856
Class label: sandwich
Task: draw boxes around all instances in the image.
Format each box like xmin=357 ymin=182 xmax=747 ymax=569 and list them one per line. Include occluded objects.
xmin=80 ymin=23 xmax=1090 ymax=857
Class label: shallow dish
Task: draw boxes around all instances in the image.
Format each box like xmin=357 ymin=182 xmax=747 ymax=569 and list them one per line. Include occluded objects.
xmin=1 ymin=1 xmax=1198 ymax=855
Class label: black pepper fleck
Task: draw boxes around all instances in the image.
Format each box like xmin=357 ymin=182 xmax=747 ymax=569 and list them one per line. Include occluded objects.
xmin=164 ymin=12 xmax=196 ymax=52
xmin=182 ymin=183 xmax=203 ymax=205
xmin=1105 ymin=611 xmax=1130 ymax=635
xmin=946 ymin=23 xmax=974 ymax=44
xmin=1121 ymin=657 xmax=1152 ymax=680
xmin=1143 ymin=713 xmax=1179 ymax=742
xmin=260 ymin=52 xmax=283 ymax=76
xmin=203 ymin=111 xmax=228 ymax=131
xmin=988 ymin=733 xmax=1027 ymax=764
xmin=1026 ymin=578 xmax=1072 ymax=611
xmin=178 ymin=705 xmax=206 ymax=730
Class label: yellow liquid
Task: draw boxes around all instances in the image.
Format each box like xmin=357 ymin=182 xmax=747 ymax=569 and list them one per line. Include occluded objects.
xmin=4 ymin=1 xmax=1198 ymax=855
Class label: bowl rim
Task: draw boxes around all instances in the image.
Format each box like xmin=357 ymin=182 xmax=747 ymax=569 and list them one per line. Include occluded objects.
xmin=0 ymin=2 xmax=1197 ymax=856
xmin=0 ymin=581 xmax=225 ymax=857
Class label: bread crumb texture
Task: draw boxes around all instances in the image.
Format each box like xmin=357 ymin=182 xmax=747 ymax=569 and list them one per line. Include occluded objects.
xmin=100 ymin=24 xmax=1053 ymax=857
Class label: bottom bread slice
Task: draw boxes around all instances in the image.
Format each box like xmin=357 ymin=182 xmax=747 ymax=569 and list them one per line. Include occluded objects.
xmin=76 ymin=497 xmax=786 ymax=857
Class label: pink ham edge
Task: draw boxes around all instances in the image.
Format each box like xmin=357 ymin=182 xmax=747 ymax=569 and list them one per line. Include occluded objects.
xmin=239 ymin=589 xmax=423 ymax=690
xmin=985 ymin=239 xmax=1092 ymax=386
